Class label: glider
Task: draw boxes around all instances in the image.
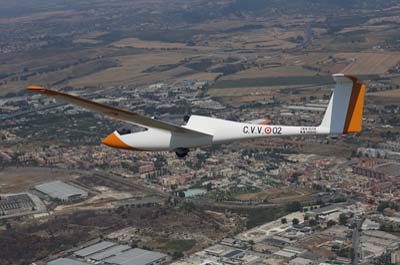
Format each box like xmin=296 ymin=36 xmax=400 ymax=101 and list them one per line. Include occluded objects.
xmin=27 ymin=74 xmax=366 ymax=158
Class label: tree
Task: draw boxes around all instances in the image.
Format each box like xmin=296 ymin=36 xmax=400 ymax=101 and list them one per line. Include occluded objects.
xmin=327 ymin=220 xmax=337 ymax=227
xmin=281 ymin=218 xmax=287 ymax=224
xmin=292 ymin=218 xmax=300 ymax=225
xmin=339 ymin=213 xmax=348 ymax=225
xmin=380 ymin=202 xmax=388 ymax=212
xmin=285 ymin=201 xmax=302 ymax=212
xmin=172 ymin=251 xmax=183 ymax=259
xmin=309 ymin=219 xmax=318 ymax=227
xmin=206 ymin=182 xmax=213 ymax=191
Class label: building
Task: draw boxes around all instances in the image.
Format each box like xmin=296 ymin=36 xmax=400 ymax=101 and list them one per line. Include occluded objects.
xmin=48 ymin=241 xmax=170 ymax=265
xmin=392 ymin=249 xmax=400 ymax=264
xmin=35 ymin=181 xmax=88 ymax=202
xmin=48 ymin=258 xmax=89 ymax=265
xmin=0 ymin=193 xmax=36 ymax=216
xmin=289 ymin=257 xmax=313 ymax=265
xmin=74 ymin=241 xmax=116 ymax=259
xmin=103 ymin=248 xmax=169 ymax=265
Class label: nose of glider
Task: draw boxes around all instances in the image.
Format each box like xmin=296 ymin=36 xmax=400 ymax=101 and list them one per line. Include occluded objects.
xmin=102 ymin=132 xmax=136 ymax=150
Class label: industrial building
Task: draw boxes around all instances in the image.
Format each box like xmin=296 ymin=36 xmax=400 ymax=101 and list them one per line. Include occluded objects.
xmin=103 ymin=248 xmax=169 ymax=265
xmin=35 ymin=180 xmax=88 ymax=202
xmin=48 ymin=258 xmax=89 ymax=265
xmin=0 ymin=193 xmax=36 ymax=216
xmin=0 ymin=192 xmax=46 ymax=219
xmin=48 ymin=241 xmax=170 ymax=265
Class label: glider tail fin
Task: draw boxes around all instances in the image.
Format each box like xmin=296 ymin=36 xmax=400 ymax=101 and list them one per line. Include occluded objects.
xmin=319 ymin=74 xmax=366 ymax=135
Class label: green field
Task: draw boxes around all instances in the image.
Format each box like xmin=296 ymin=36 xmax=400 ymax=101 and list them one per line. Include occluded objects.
xmin=159 ymin=239 xmax=197 ymax=253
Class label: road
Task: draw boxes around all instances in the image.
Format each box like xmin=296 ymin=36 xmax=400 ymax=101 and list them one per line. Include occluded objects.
xmin=352 ymin=217 xmax=364 ymax=265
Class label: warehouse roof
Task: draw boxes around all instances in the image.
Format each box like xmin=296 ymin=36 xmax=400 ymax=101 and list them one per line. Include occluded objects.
xmin=35 ymin=181 xmax=88 ymax=200
xmin=74 ymin=241 xmax=116 ymax=258
xmin=88 ymin=245 xmax=131 ymax=261
xmin=48 ymin=258 xmax=89 ymax=265
xmin=104 ymin=248 xmax=167 ymax=265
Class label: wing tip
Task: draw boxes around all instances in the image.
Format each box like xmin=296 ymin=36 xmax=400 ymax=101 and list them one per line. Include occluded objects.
xmin=27 ymin=85 xmax=45 ymax=92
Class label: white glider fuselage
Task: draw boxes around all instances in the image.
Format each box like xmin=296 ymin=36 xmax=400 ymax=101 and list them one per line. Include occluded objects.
xmin=27 ymin=73 xmax=366 ymax=156
xmin=117 ymin=117 xmax=327 ymax=151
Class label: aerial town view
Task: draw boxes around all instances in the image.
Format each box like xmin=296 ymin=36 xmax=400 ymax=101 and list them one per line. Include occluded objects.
xmin=1 ymin=0 xmax=400 ymax=265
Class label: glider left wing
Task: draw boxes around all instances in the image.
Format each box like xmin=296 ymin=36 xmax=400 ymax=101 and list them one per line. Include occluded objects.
xmin=27 ymin=85 xmax=211 ymax=136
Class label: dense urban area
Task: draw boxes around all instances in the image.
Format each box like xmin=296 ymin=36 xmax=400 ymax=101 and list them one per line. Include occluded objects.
xmin=1 ymin=0 xmax=400 ymax=265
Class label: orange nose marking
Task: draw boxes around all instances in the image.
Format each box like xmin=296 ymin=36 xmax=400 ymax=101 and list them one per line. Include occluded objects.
xmin=102 ymin=132 xmax=138 ymax=151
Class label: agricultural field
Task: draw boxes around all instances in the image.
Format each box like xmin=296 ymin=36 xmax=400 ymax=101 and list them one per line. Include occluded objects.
xmin=68 ymin=52 xmax=194 ymax=88
xmin=370 ymin=87 xmax=400 ymax=100
xmin=338 ymin=52 xmax=400 ymax=75
xmin=110 ymin=37 xmax=186 ymax=49
xmin=220 ymin=65 xmax=318 ymax=81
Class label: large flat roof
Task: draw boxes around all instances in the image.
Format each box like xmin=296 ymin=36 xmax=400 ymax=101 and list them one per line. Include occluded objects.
xmin=88 ymin=245 xmax=131 ymax=261
xmin=74 ymin=241 xmax=116 ymax=258
xmin=35 ymin=181 xmax=88 ymax=200
xmin=48 ymin=258 xmax=89 ymax=265
xmin=104 ymin=248 xmax=167 ymax=265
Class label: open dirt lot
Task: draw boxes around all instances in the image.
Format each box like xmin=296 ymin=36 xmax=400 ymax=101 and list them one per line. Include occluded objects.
xmin=0 ymin=167 xmax=74 ymax=193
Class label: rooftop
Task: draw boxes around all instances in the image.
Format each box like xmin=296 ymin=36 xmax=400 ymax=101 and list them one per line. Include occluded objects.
xmin=35 ymin=181 xmax=88 ymax=201
xmin=74 ymin=241 xmax=116 ymax=258
xmin=48 ymin=258 xmax=89 ymax=265
xmin=104 ymin=248 xmax=168 ymax=265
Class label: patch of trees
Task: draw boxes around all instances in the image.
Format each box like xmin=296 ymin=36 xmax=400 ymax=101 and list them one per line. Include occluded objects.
xmin=185 ymin=59 xmax=214 ymax=72
xmin=377 ymin=201 xmax=398 ymax=213
xmin=211 ymin=63 xmax=246 ymax=75
xmin=285 ymin=201 xmax=302 ymax=212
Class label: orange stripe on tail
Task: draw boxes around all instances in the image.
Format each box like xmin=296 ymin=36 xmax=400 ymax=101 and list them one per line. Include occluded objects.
xmin=343 ymin=77 xmax=366 ymax=134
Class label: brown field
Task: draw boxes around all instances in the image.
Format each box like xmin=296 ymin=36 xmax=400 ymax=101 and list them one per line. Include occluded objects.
xmin=366 ymin=16 xmax=400 ymax=25
xmin=73 ymin=38 xmax=101 ymax=44
xmin=236 ymin=28 xmax=298 ymax=50
xmin=281 ymin=52 xmax=332 ymax=66
xmin=0 ymin=167 xmax=75 ymax=193
xmin=220 ymin=66 xmax=317 ymax=81
xmin=172 ymin=72 xmax=219 ymax=83
xmin=337 ymin=52 xmax=400 ymax=75
xmin=219 ymin=95 xmax=275 ymax=105
xmin=208 ymin=85 xmax=285 ymax=98
xmin=68 ymin=52 xmax=195 ymax=87
xmin=369 ymin=88 xmax=400 ymax=105
xmin=0 ymin=10 xmax=79 ymax=24
xmin=193 ymin=19 xmax=260 ymax=31
xmin=77 ymin=31 xmax=108 ymax=39
xmin=111 ymin=37 xmax=186 ymax=49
